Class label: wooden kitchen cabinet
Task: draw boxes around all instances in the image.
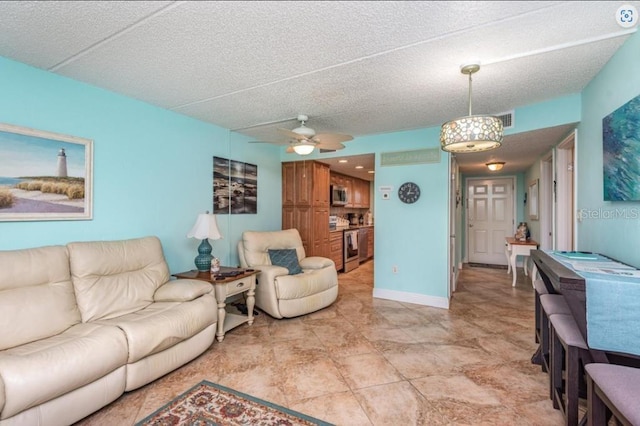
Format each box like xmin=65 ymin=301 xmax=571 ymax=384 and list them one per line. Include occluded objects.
xmin=330 ymin=171 xmax=370 ymax=208
xmin=343 ymin=176 xmax=354 ymax=207
xmin=313 ymin=161 xmax=330 ymax=206
xmin=361 ymin=180 xmax=370 ymax=208
xmin=282 ymin=205 xmax=312 ymax=250
xmin=330 ymin=231 xmax=344 ymax=271
xmin=312 ymin=207 xmax=330 ymax=258
xmin=282 ymin=161 xmax=313 ymax=206
xmin=282 ymin=161 xmax=330 ymax=258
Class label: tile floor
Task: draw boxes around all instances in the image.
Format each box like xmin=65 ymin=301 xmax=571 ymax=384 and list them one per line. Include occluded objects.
xmin=75 ymin=262 xmax=565 ymax=425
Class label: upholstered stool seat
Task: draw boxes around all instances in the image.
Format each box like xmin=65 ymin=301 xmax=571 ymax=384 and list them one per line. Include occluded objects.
xmin=549 ymin=313 xmax=592 ymax=425
xmin=539 ymin=293 xmax=571 ymax=374
xmin=586 ymin=363 xmax=640 ymax=426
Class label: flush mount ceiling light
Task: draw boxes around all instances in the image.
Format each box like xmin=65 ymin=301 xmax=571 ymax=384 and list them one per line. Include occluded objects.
xmin=440 ymin=64 xmax=504 ymax=153
xmin=486 ymin=161 xmax=505 ymax=171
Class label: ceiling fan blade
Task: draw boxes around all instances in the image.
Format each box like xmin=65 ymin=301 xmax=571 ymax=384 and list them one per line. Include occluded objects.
xmin=316 ymin=142 xmax=346 ymax=151
xmin=313 ymin=133 xmax=353 ymax=144
xmin=277 ymin=128 xmax=306 ymax=141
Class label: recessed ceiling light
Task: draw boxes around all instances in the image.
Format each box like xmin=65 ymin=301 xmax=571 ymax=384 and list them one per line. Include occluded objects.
xmin=338 ymin=159 xmax=348 ymax=163
xmin=355 ymin=165 xmax=363 ymax=169
xmin=368 ymin=170 xmax=375 ymax=174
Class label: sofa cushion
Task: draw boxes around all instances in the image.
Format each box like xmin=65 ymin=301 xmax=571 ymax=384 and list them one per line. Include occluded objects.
xmin=275 ymin=266 xmax=338 ymax=300
xmin=0 ymin=323 xmax=128 ymax=419
xmin=67 ymin=237 xmax=171 ymax=322
xmin=0 ymin=245 xmax=80 ymax=351
xmin=268 ymin=249 xmax=303 ymax=275
xmin=242 ymin=229 xmax=306 ymax=267
xmin=95 ymin=294 xmax=217 ymax=363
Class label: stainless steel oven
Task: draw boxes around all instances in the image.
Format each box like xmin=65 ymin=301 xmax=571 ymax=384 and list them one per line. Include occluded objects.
xmin=344 ymin=229 xmax=359 ymax=272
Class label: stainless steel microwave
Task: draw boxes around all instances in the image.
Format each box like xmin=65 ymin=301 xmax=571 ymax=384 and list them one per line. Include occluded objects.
xmin=331 ymin=185 xmax=348 ymax=206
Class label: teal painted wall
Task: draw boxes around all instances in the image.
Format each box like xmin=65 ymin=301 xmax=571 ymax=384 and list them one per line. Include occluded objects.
xmin=577 ymin=31 xmax=640 ymax=267
xmin=0 ymin=56 xmax=281 ymax=272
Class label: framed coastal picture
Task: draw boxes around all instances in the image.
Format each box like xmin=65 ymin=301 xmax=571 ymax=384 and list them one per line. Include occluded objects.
xmin=213 ymin=156 xmax=257 ymax=214
xmin=603 ymin=93 xmax=640 ymax=201
xmin=0 ymin=123 xmax=93 ymax=221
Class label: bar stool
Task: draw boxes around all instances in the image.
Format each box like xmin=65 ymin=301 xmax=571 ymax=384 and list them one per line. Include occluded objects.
xmin=534 ymin=279 xmax=547 ymax=345
xmin=585 ymin=363 xmax=640 ymax=426
xmin=538 ymin=291 xmax=571 ymax=375
xmin=549 ymin=313 xmax=592 ymax=425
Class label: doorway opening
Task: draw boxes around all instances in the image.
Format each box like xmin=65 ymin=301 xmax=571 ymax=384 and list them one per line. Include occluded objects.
xmin=555 ymin=131 xmax=576 ymax=251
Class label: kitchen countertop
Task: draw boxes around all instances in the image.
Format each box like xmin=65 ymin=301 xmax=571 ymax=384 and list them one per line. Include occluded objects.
xmin=330 ymin=225 xmax=374 ymax=232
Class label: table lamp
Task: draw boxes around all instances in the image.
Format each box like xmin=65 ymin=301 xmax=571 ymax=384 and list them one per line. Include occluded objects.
xmin=187 ymin=211 xmax=222 ymax=272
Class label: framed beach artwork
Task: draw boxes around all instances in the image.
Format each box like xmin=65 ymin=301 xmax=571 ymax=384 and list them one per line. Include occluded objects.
xmin=603 ymin=93 xmax=640 ymax=201
xmin=213 ymin=156 xmax=257 ymax=214
xmin=0 ymin=123 xmax=93 ymax=221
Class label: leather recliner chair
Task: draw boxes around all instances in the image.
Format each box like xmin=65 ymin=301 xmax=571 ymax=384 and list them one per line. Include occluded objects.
xmin=238 ymin=229 xmax=338 ymax=319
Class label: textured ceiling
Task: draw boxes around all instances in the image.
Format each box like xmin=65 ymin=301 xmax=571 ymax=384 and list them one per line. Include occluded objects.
xmin=0 ymin=1 xmax=637 ymax=174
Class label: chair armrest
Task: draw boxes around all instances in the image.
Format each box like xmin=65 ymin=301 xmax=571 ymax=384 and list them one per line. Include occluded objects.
xmin=254 ymin=264 xmax=290 ymax=280
xmin=300 ymin=256 xmax=334 ymax=270
xmin=154 ymin=279 xmax=212 ymax=302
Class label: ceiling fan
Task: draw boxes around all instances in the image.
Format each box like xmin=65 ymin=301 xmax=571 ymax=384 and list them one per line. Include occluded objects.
xmin=252 ymin=114 xmax=353 ymax=155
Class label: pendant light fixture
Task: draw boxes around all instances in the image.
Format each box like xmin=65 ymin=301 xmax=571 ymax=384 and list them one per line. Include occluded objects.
xmin=440 ymin=64 xmax=503 ymax=153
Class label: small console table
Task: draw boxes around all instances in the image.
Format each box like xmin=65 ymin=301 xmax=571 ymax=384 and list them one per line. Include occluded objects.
xmin=173 ymin=267 xmax=258 ymax=342
xmin=505 ymin=237 xmax=539 ymax=287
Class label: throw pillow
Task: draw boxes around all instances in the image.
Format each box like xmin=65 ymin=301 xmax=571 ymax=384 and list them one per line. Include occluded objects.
xmin=268 ymin=249 xmax=303 ymax=275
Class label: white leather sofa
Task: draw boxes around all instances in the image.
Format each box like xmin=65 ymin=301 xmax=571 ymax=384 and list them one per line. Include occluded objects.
xmin=0 ymin=236 xmax=217 ymax=426
xmin=238 ymin=229 xmax=338 ymax=319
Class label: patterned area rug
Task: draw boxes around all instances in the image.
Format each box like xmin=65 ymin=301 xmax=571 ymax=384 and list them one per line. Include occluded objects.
xmin=136 ymin=380 xmax=334 ymax=426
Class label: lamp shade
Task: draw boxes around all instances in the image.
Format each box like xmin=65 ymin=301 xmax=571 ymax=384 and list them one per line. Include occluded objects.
xmin=187 ymin=213 xmax=222 ymax=240
xmin=440 ymin=115 xmax=503 ymax=153
xmin=293 ymin=141 xmax=315 ymax=155
xmin=440 ymin=63 xmax=503 ymax=153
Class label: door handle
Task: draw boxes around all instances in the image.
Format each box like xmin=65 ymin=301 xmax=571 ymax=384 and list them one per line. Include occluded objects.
xmin=469 ymin=224 xmax=473 ymax=228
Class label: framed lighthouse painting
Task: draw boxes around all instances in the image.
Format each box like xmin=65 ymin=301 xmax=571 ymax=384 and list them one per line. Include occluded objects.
xmin=0 ymin=122 xmax=93 ymax=221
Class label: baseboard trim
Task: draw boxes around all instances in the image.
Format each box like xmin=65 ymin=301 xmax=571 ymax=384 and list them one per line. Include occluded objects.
xmin=468 ymin=263 xmax=508 ymax=270
xmin=373 ymin=288 xmax=449 ymax=310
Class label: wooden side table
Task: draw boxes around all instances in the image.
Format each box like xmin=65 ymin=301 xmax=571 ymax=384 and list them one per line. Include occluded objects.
xmin=505 ymin=237 xmax=539 ymax=287
xmin=172 ymin=268 xmax=259 ymax=342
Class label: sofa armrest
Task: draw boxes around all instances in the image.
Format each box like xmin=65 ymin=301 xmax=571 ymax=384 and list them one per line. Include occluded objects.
xmin=154 ymin=279 xmax=212 ymax=302
xmin=300 ymin=256 xmax=334 ymax=270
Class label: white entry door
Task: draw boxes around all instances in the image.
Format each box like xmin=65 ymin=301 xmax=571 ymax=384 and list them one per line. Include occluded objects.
xmin=467 ymin=178 xmax=515 ymax=265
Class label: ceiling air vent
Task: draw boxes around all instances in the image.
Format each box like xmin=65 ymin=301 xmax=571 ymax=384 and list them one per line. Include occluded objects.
xmin=496 ymin=111 xmax=514 ymax=129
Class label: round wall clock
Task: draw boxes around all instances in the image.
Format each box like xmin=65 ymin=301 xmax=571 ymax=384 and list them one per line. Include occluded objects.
xmin=398 ymin=182 xmax=420 ymax=204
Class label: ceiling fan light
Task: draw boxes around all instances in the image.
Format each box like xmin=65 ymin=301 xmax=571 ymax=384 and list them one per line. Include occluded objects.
xmin=486 ymin=161 xmax=505 ymax=171
xmin=292 ymin=142 xmax=315 ymax=155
